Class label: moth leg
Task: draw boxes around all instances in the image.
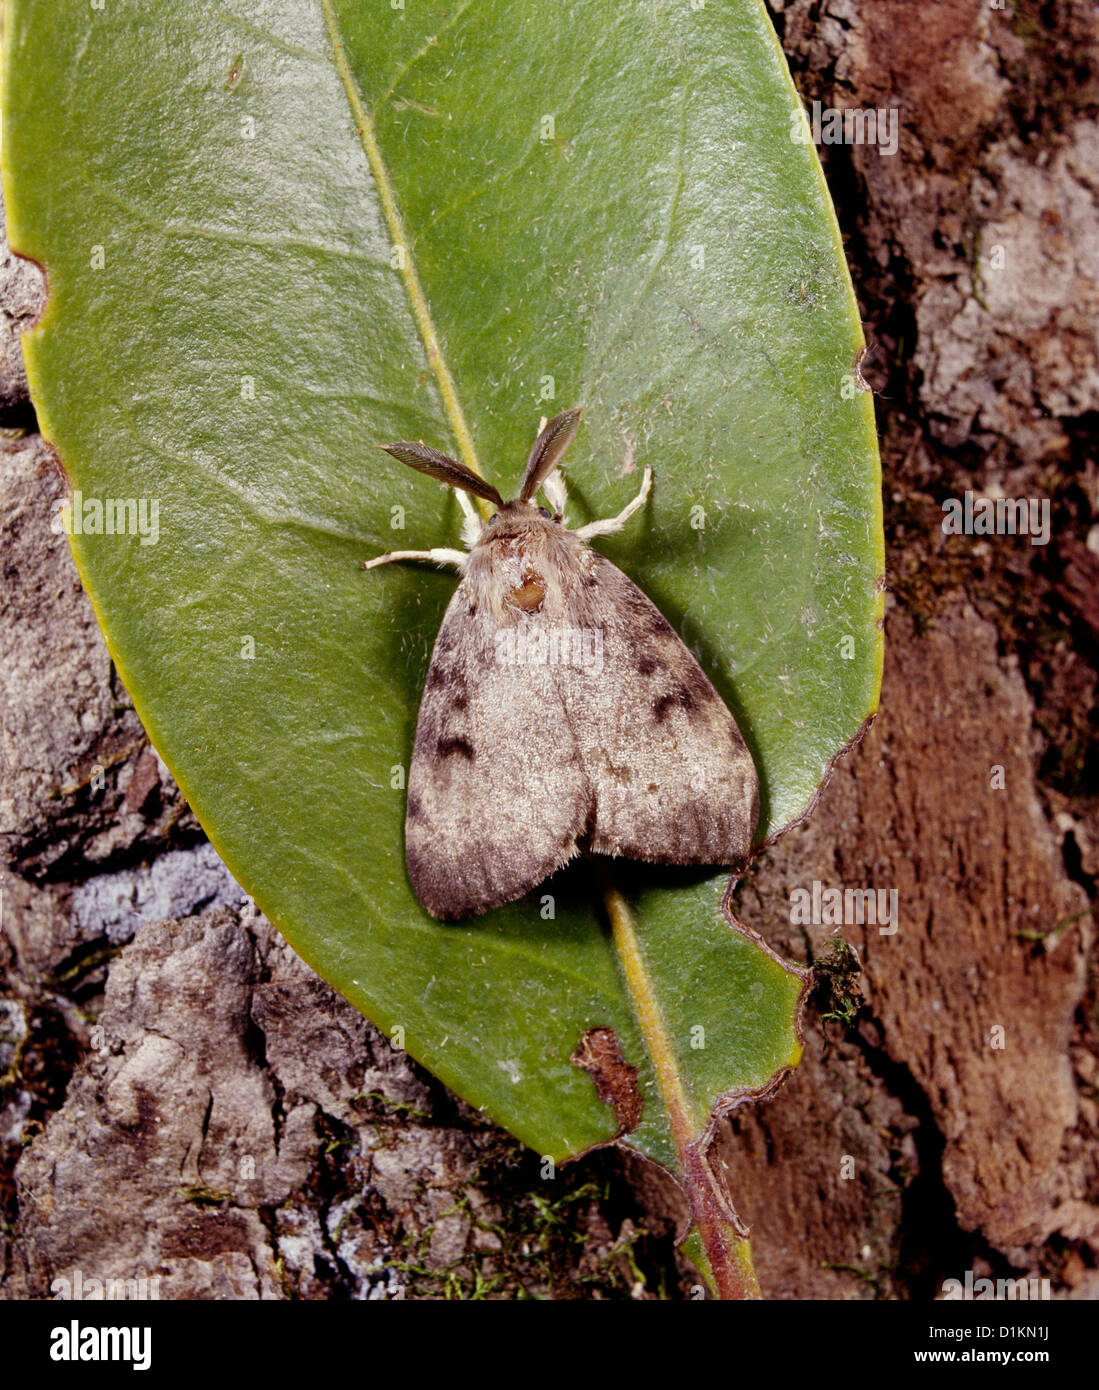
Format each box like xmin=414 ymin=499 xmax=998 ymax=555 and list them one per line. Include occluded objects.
xmin=573 ymin=463 xmax=652 ymax=541
xmin=362 ymin=547 xmax=468 ymax=571
xmin=454 ymin=489 xmax=480 ymax=530
xmin=459 ymin=504 xmax=483 ymax=549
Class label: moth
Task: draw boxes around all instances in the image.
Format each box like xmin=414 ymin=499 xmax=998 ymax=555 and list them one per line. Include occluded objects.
xmin=367 ymin=408 xmax=759 ymax=920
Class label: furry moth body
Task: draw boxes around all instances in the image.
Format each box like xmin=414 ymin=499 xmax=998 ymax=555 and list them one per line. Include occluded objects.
xmin=367 ymin=408 xmax=759 ymax=921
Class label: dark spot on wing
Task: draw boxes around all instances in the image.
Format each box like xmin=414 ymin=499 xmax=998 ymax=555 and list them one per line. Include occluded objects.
xmin=632 ymin=601 xmax=675 ymax=638
xmin=684 ymin=663 xmax=717 ymax=705
xmin=425 ymin=663 xmax=469 ymax=705
xmin=436 ymin=736 xmax=475 ymax=761
xmin=638 ymin=653 xmax=662 ymax=677
xmin=414 ymin=712 xmax=440 ymax=748
xmin=601 ymin=753 xmax=632 ymax=785
xmin=653 ymin=685 xmax=696 ymax=721
xmin=406 ymin=792 xmax=422 ymax=822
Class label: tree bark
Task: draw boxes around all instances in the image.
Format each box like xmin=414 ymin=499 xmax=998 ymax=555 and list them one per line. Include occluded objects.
xmin=2 ymin=0 xmax=1097 ymax=1298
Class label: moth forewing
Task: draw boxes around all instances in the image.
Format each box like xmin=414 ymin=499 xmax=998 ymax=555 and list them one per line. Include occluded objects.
xmin=404 ymin=553 xmax=590 ymax=920
xmin=565 ymin=553 xmax=759 ymax=867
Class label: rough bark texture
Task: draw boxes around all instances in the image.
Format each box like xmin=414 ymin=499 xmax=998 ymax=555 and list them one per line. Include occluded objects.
xmin=2 ymin=0 xmax=1097 ymax=1298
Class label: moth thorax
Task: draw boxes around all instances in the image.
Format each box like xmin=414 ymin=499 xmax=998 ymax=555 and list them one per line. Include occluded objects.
xmin=507 ymin=567 xmax=546 ymax=612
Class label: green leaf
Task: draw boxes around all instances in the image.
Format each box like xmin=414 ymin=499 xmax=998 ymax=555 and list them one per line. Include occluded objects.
xmin=3 ymin=0 xmax=882 ymax=1287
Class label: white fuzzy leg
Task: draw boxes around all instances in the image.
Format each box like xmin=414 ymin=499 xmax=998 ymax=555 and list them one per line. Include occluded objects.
xmin=542 ymin=468 xmax=568 ymax=519
xmin=574 ymin=464 xmax=653 ymax=541
xmin=363 ymin=547 xmax=468 ymax=572
xmin=368 ymin=490 xmax=484 ymax=569
xmin=455 ymin=488 xmax=480 ymax=534
xmin=460 ymin=503 xmax=483 ymax=549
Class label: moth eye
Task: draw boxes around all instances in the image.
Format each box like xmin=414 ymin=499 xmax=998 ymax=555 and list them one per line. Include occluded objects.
xmin=488 ymin=513 xmax=499 ymax=524
xmin=538 ymin=506 xmax=553 ymax=519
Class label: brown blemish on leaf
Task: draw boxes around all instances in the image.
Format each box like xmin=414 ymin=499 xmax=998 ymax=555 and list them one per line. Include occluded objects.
xmin=571 ymin=1027 xmax=642 ymax=1136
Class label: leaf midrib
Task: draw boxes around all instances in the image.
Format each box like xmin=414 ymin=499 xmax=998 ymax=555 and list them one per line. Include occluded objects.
xmin=318 ymin=0 xmax=484 ymax=486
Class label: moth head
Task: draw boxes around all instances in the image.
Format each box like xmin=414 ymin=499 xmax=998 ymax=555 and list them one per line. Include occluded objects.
xmin=376 ymin=407 xmax=582 ymax=529
xmin=486 ymin=502 xmax=558 ymax=526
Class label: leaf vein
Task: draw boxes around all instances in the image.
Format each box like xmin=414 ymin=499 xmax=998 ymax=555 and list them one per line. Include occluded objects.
xmin=319 ymin=0 xmax=485 ymax=511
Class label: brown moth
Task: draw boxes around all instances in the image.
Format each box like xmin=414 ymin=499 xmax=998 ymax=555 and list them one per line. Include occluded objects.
xmin=366 ymin=408 xmax=759 ymax=921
